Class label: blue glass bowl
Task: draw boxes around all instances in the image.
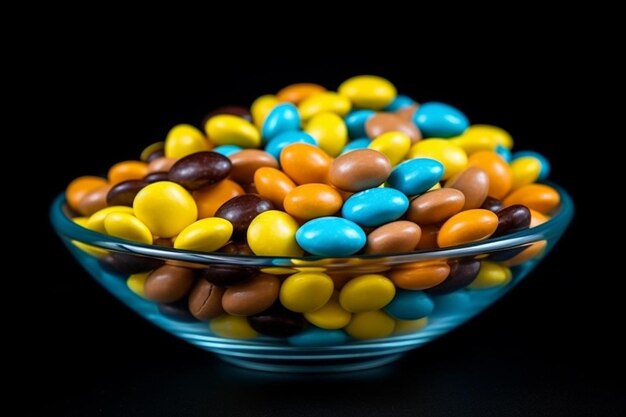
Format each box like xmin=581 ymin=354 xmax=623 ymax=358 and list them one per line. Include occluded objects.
xmin=50 ymin=185 xmax=573 ymax=372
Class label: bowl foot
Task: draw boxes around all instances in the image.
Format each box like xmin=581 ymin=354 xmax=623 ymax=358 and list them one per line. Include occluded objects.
xmin=217 ymin=353 xmax=404 ymax=373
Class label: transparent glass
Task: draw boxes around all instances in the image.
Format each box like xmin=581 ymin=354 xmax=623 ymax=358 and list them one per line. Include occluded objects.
xmin=50 ymin=184 xmax=573 ymax=372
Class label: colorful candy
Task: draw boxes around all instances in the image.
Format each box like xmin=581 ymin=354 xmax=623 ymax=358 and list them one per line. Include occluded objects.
xmin=65 ymin=75 xmax=562 ymax=344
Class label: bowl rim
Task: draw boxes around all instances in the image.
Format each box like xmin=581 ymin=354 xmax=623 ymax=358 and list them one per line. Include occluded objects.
xmin=50 ymin=182 xmax=574 ymax=267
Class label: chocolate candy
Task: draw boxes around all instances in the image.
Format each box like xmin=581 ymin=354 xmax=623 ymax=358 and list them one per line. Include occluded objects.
xmin=364 ymin=221 xmax=422 ymax=254
xmin=202 ymin=265 xmax=256 ymax=286
xmin=248 ymin=303 xmax=306 ymax=337
xmin=215 ymin=194 xmax=273 ymax=237
xmin=445 ymin=166 xmax=490 ymax=210
xmin=365 ymin=113 xmax=421 ymax=144
xmin=187 ymin=280 xmax=225 ymax=320
xmin=329 ymin=149 xmax=391 ymax=192
xmin=106 ymin=180 xmax=146 ymax=206
xmin=168 ymin=151 xmax=231 ymax=190
xmin=494 ymin=204 xmax=531 ymax=237
xmin=407 ymin=188 xmax=465 ymax=225
xmin=222 ymin=274 xmax=280 ymax=316
xmin=144 ymin=265 xmax=196 ymax=303
xmin=229 ymin=149 xmax=278 ymax=184
xmin=426 ymin=260 xmax=481 ymax=295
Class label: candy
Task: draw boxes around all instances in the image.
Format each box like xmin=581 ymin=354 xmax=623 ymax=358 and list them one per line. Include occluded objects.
xmin=168 ymin=151 xmax=231 ymax=190
xmin=342 ymin=188 xmax=409 ymax=227
xmin=133 ymin=181 xmax=197 ymax=238
xmin=329 ymin=149 xmax=391 ymax=192
xmin=413 ymin=102 xmax=469 ymax=138
xmin=295 ymin=217 xmax=366 ymax=256
xmin=387 ymin=158 xmax=444 ymax=196
xmin=222 ymin=274 xmax=280 ymax=316
xmin=65 ymin=75 xmax=561 ymax=344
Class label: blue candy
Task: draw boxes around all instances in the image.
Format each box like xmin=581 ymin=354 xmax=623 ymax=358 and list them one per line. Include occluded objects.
xmin=384 ymin=290 xmax=434 ymax=320
xmin=512 ymin=150 xmax=551 ymax=180
xmin=265 ymin=131 xmax=316 ymax=161
xmin=296 ymin=217 xmax=366 ymax=256
xmin=342 ymin=188 xmax=409 ymax=227
xmin=341 ymin=138 xmax=371 ymax=154
xmin=262 ymin=103 xmax=301 ymax=142
xmin=387 ymin=158 xmax=444 ymax=196
xmin=495 ymin=144 xmax=512 ymax=163
xmin=288 ymin=328 xmax=349 ymax=347
xmin=212 ymin=144 xmax=242 ymax=157
xmin=413 ymin=102 xmax=469 ymax=138
xmin=344 ymin=110 xmax=375 ymax=139
xmin=384 ymin=94 xmax=415 ymax=112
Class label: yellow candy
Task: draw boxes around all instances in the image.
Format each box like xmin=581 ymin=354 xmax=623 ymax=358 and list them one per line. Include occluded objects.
xmin=304 ymin=293 xmax=351 ymax=329
xmin=280 ymin=272 xmax=334 ymax=313
xmin=298 ymin=92 xmax=352 ymax=120
xmin=394 ymin=317 xmax=428 ymax=335
xmin=304 ymin=112 xmax=348 ymax=157
xmin=127 ymin=272 xmax=150 ymax=297
xmin=510 ymin=156 xmax=542 ymax=189
xmin=339 ymin=274 xmax=396 ymax=313
xmin=247 ymin=210 xmax=303 ymax=257
xmin=210 ymin=314 xmax=258 ymax=339
xmin=468 ymin=261 xmax=512 ymax=289
xmin=173 ymin=217 xmax=233 ymax=252
xmin=465 ymin=124 xmax=513 ymax=149
xmin=338 ymin=75 xmax=397 ymax=110
xmin=368 ymin=131 xmax=411 ymax=166
xmin=345 ymin=310 xmax=395 ymax=340
xmin=71 ymin=217 xmax=108 ymax=256
xmin=164 ymin=124 xmax=210 ymax=158
xmin=87 ymin=206 xmax=134 ymax=234
xmin=133 ymin=181 xmax=197 ymax=238
xmin=251 ymin=95 xmax=280 ymax=129
xmin=409 ymin=139 xmax=468 ymax=180
xmin=205 ymin=115 xmax=261 ymax=148
xmin=104 ymin=212 xmax=153 ymax=244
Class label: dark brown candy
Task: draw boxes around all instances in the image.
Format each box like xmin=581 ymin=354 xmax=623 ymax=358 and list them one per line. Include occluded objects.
xmin=145 ymin=148 xmax=165 ymax=163
xmin=426 ymin=260 xmax=480 ymax=295
xmin=481 ymin=196 xmax=503 ymax=212
xmin=106 ymin=180 xmax=146 ymax=206
xmin=187 ymin=280 xmax=225 ymax=320
xmin=202 ymin=105 xmax=252 ymax=126
xmin=144 ymin=265 xmax=196 ymax=303
xmin=202 ymin=264 xmax=256 ymax=286
xmin=247 ymin=303 xmax=306 ymax=337
xmin=158 ymin=299 xmax=198 ymax=322
xmin=218 ymin=240 xmax=255 ymax=256
xmin=493 ymin=204 xmax=531 ymax=237
xmin=215 ymin=194 xmax=273 ymax=237
xmin=168 ymin=151 xmax=231 ymax=190
xmin=143 ymin=171 xmax=170 ymax=183
xmin=99 ymin=252 xmax=163 ymax=275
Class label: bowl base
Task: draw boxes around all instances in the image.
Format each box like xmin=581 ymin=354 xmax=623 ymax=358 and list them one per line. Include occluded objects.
xmin=217 ymin=353 xmax=404 ymax=373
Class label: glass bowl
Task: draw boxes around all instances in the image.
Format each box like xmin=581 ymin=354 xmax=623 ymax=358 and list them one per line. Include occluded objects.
xmin=50 ymin=184 xmax=573 ymax=373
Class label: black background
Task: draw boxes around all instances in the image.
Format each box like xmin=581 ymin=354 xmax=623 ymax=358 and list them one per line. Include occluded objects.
xmin=33 ymin=50 xmax=618 ymax=416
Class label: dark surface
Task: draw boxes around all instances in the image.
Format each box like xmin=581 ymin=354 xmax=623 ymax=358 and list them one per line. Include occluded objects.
xmin=34 ymin=53 xmax=620 ymax=416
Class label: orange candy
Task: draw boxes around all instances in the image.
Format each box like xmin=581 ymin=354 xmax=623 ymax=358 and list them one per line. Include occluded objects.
xmin=193 ymin=179 xmax=245 ymax=218
xmin=503 ymin=184 xmax=560 ymax=214
xmin=254 ymin=167 xmax=296 ymax=210
xmin=467 ymin=150 xmax=512 ymax=199
xmin=437 ymin=209 xmax=499 ymax=248
xmin=280 ymin=143 xmax=332 ymax=185
xmin=389 ymin=261 xmax=450 ymax=290
xmin=276 ymin=83 xmax=327 ymax=104
xmin=66 ymin=176 xmax=109 ymax=211
xmin=108 ymin=161 xmax=149 ymax=185
xmin=283 ymin=183 xmax=343 ymax=220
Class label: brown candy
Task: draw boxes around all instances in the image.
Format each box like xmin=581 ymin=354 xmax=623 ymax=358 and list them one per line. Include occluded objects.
xmin=168 ymin=151 xmax=232 ymax=190
xmin=229 ymin=149 xmax=278 ymax=184
xmin=445 ymin=166 xmax=490 ymax=210
xmin=365 ymin=221 xmax=422 ymax=254
xmin=407 ymin=188 xmax=465 ymax=225
xmin=77 ymin=184 xmax=111 ymax=216
xmin=493 ymin=204 xmax=531 ymax=237
xmin=187 ymin=280 xmax=225 ymax=320
xmin=328 ymin=149 xmax=391 ymax=192
xmin=365 ymin=113 xmax=422 ymax=144
xmin=426 ymin=260 xmax=480 ymax=295
xmin=481 ymin=196 xmax=503 ymax=212
xmin=222 ymin=274 xmax=280 ymax=316
xmin=99 ymin=252 xmax=163 ymax=275
xmin=415 ymin=224 xmax=440 ymax=250
xmin=202 ymin=264 xmax=257 ymax=286
xmin=247 ymin=303 xmax=306 ymax=337
xmin=106 ymin=180 xmax=146 ymax=207
xmin=144 ymin=265 xmax=196 ymax=303
xmin=215 ymin=194 xmax=273 ymax=237
xmin=202 ymin=105 xmax=252 ymax=126
xmin=147 ymin=157 xmax=177 ymax=173
xmin=395 ymin=103 xmax=419 ymax=120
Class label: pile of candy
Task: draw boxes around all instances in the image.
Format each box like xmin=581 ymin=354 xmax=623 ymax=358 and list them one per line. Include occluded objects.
xmin=65 ymin=76 xmax=559 ymax=344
